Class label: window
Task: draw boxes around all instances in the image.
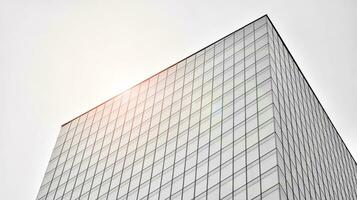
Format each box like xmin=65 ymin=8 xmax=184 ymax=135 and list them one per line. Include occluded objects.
xmin=234 ymin=168 xmax=246 ymax=190
xmin=196 ymin=159 xmax=208 ymax=179
xmin=162 ymin=167 xmax=173 ymax=185
xmin=260 ymin=133 xmax=276 ymax=156
xmin=208 ymin=168 xmax=220 ymax=188
xmin=234 ymin=70 xmax=244 ymax=87
xmin=262 ymin=185 xmax=280 ymax=200
xmin=256 ymin=55 xmax=269 ymax=72
xmin=220 ymin=176 xmax=233 ymax=198
xmin=261 ymin=167 xmax=278 ymax=192
xmin=259 ymin=119 xmax=275 ymax=139
xmin=211 ymin=110 xmax=222 ymax=126
xmin=259 ymin=105 xmax=273 ymax=125
xmin=245 ymin=64 xmax=256 ymax=80
xmin=256 ymin=33 xmax=268 ymax=50
xmin=256 ymin=44 xmax=269 ymax=61
xmin=215 ymin=41 xmax=224 ymax=54
xmin=222 ymin=129 xmax=233 ymax=148
xmin=258 ymin=92 xmax=272 ymax=111
xmin=222 ymin=115 xmax=233 ymax=133
xmin=260 ymin=150 xmax=277 ymax=174
xmin=214 ymin=52 xmax=224 ymax=65
xmin=234 ymin=123 xmax=245 ymax=143
xmin=209 ymin=152 xmax=220 ymax=171
xmin=210 ymin=137 xmax=221 ymax=156
xmin=195 ymin=176 xmax=207 ymax=196
xmin=223 ymin=103 xmax=233 ymax=119
xmin=246 ymin=88 xmax=257 ymax=104
xmin=257 ymin=66 xmax=270 ymax=84
xmin=247 ymin=160 xmax=259 ymax=182
xmin=234 ymin=95 xmax=245 ymax=112
xmin=246 ymin=115 xmax=258 ymax=133
xmin=224 ymin=79 xmax=234 ymax=94
xmin=247 ymin=177 xmax=261 ymax=200
xmin=247 ymin=144 xmax=259 ymax=164
xmin=234 ymin=152 xmax=245 ymax=172
xmin=245 ymin=42 xmax=255 ymax=56
xmin=246 ymin=101 xmax=257 ymax=118
xmin=212 ymin=98 xmax=222 ymax=113
xmin=224 ymin=35 xmax=234 ymax=49
xmin=182 ymin=183 xmax=194 ymax=199
xmin=211 ymin=122 xmax=222 ymax=140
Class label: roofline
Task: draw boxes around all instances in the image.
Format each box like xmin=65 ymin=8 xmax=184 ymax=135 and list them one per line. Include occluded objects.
xmin=61 ymin=14 xmax=356 ymax=165
xmin=61 ymin=14 xmax=269 ymax=126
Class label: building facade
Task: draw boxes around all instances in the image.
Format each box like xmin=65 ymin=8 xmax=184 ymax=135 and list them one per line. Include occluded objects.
xmin=37 ymin=15 xmax=357 ymax=200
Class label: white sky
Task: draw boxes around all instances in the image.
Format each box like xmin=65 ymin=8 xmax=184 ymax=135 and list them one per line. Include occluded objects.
xmin=0 ymin=0 xmax=356 ymax=199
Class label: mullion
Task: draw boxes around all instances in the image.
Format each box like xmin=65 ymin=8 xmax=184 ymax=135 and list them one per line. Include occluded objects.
xmin=267 ymin=19 xmax=290 ymax=199
xmin=87 ymin=101 xmax=115 ymax=199
xmin=44 ymin=120 xmax=76 ymax=199
xmin=124 ymin=82 xmax=151 ymax=197
xmin=75 ymin=104 xmax=108 ymax=198
xmin=252 ymin=21 xmax=264 ymax=199
xmin=204 ymin=44 xmax=216 ymax=199
xmin=67 ymin=114 xmax=96 ymax=199
xmin=279 ymin=34 xmax=303 ymax=200
xmin=191 ymin=49 xmax=208 ymax=198
xmin=288 ymin=53 xmax=309 ymax=199
xmin=168 ymin=60 xmax=187 ymax=198
xmin=61 ymin=113 xmax=91 ymax=198
xmin=133 ymin=77 xmax=160 ymax=200
xmin=52 ymin=117 xmax=82 ymax=199
xmin=180 ymin=55 xmax=198 ymax=199
xmin=140 ymin=74 xmax=168 ymax=198
xmin=105 ymin=90 xmax=134 ymax=198
xmin=156 ymin=65 xmax=179 ymax=199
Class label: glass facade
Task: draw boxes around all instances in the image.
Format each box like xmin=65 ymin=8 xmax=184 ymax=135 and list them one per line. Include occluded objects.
xmin=37 ymin=15 xmax=357 ymax=200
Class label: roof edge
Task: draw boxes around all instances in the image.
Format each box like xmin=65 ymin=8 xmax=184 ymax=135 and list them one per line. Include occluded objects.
xmin=61 ymin=14 xmax=269 ymax=127
xmin=265 ymin=16 xmax=357 ymax=165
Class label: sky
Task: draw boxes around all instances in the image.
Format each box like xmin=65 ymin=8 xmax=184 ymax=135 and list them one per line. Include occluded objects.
xmin=0 ymin=0 xmax=356 ymax=199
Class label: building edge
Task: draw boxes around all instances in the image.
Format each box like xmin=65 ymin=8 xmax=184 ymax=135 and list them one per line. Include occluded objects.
xmin=61 ymin=14 xmax=269 ymax=127
xmin=265 ymin=16 xmax=357 ymax=166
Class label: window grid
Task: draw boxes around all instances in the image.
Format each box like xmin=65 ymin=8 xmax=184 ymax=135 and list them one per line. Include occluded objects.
xmin=37 ymin=16 xmax=356 ymax=200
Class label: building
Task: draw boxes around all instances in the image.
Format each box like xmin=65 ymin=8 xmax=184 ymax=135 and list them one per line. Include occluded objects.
xmin=37 ymin=15 xmax=357 ymax=200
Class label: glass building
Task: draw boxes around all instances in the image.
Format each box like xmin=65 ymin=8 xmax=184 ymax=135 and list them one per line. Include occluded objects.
xmin=37 ymin=15 xmax=357 ymax=200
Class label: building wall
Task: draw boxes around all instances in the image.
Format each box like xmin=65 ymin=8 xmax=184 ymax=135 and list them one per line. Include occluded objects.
xmin=37 ymin=15 xmax=356 ymax=200
xmin=266 ymin=18 xmax=357 ymax=200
